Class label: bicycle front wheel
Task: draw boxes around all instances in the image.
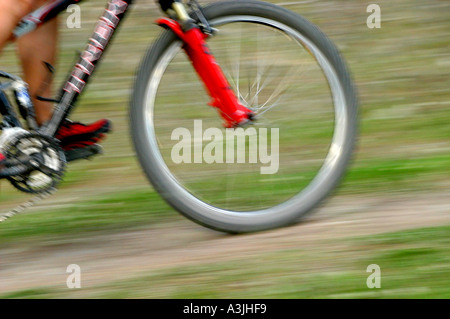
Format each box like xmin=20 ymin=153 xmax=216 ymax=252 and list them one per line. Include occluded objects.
xmin=131 ymin=0 xmax=358 ymax=233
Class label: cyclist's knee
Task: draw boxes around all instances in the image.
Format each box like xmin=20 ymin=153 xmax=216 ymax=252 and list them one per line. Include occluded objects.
xmin=17 ymin=0 xmax=35 ymax=10
xmin=30 ymin=0 xmax=49 ymax=7
xmin=19 ymin=0 xmax=52 ymax=15
xmin=10 ymin=0 xmax=36 ymax=19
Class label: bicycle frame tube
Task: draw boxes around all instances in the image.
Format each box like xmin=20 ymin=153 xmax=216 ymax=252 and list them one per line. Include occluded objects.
xmin=15 ymin=0 xmax=250 ymax=136
xmin=35 ymin=0 xmax=134 ymax=136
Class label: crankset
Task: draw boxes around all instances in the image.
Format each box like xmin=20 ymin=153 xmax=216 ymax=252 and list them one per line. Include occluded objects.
xmin=1 ymin=129 xmax=66 ymax=194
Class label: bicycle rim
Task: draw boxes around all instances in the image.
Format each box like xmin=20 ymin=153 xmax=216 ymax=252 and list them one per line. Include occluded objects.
xmin=135 ymin=7 xmax=355 ymax=232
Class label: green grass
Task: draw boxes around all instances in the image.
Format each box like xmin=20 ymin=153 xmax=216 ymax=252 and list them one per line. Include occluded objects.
xmin=5 ymin=151 xmax=446 ymax=246
xmin=2 ymin=225 xmax=448 ymax=298
xmin=0 ymin=188 xmax=173 ymax=245
xmin=0 ymin=0 xmax=447 ymax=206
xmin=0 ymin=0 xmax=449 ymax=299
xmin=341 ymin=153 xmax=450 ymax=194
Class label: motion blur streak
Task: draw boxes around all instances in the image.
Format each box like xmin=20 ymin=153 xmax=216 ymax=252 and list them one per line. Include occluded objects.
xmin=0 ymin=0 xmax=448 ymax=298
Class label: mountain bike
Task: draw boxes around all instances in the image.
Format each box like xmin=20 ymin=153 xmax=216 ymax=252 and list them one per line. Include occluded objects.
xmin=0 ymin=0 xmax=358 ymax=233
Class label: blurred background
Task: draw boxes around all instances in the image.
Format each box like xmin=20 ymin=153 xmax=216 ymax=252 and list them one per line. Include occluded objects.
xmin=0 ymin=0 xmax=448 ymax=298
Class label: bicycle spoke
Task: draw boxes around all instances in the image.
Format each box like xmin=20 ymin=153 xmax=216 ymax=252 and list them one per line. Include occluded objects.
xmin=137 ymin=6 xmax=354 ymax=228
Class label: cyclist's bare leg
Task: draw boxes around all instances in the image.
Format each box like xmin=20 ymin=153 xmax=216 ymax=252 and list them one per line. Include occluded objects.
xmin=0 ymin=0 xmax=53 ymax=125
xmin=0 ymin=0 xmax=34 ymax=51
xmin=17 ymin=0 xmax=58 ymax=125
xmin=1 ymin=0 xmax=110 ymax=161
xmin=0 ymin=0 xmax=35 ymax=163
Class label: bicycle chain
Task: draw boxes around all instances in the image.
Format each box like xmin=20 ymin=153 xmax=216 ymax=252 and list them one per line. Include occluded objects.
xmin=0 ymin=132 xmax=64 ymax=224
xmin=0 ymin=188 xmax=56 ymax=224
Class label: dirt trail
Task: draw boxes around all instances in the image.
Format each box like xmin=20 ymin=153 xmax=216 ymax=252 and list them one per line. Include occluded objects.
xmin=0 ymin=191 xmax=448 ymax=294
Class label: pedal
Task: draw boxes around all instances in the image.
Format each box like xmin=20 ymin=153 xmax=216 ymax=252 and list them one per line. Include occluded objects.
xmin=64 ymin=144 xmax=103 ymax=162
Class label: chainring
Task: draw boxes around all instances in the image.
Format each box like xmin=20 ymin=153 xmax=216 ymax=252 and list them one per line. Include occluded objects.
xmin=5 ymin=133 xmax=66 ymax=194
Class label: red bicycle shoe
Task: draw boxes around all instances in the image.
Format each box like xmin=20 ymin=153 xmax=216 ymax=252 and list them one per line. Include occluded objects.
xmin=55 ymin=119 xmax=111 ymax=151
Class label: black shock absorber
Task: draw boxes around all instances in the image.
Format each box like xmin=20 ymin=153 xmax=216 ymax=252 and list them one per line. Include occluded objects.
xmin=13 ymin=81 xmax=39 ymax=130
xmin=0 ymin=71 xmax=39 ymax=130
xmin=0 ymin=72 xmax=22 ymax=128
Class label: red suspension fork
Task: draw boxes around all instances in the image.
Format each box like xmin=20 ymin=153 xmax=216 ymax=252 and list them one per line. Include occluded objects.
xmin=157 ymin=17 xmax=254 ymax=128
